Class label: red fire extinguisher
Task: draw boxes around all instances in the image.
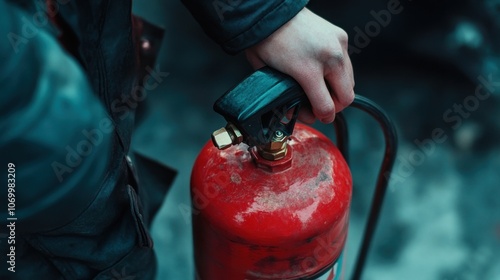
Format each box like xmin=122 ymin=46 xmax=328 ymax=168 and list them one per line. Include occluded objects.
xmin=191 ymin=67 xmax=398 ymax=280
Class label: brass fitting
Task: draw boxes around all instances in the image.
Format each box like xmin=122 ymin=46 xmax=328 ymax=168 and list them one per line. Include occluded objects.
xmin=258 ymin=130 xmax=288 ymax=161
xmin=211 ymin=123 xmax=243 ymax=150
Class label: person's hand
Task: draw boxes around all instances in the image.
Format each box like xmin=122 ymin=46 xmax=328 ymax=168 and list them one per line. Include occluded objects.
xmin=245 ymin=8 xmax=355 ymax=124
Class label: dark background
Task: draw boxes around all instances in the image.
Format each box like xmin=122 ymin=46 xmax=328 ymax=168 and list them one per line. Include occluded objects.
xmin=131 ymin=0 xmax=500 ymax=279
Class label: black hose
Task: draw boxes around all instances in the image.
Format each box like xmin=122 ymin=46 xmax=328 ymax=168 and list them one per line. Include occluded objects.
xmin=334 ymin=95 xmax=398 ymax=280
xmin=333 ymin=112 xmax=349 ymax=164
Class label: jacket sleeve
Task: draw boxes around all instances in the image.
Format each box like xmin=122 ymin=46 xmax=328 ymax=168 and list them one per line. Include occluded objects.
xmin=181 ymin=0 xmax=309 ymax=54
xmin=0 ymin=1 xmax=113 ymax=233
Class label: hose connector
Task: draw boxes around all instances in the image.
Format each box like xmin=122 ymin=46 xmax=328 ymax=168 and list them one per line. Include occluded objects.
xmin=257 ymin=130 xmax=288 ymax=160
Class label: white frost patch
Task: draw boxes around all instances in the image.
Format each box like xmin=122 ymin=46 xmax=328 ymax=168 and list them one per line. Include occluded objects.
xmin=234 ymin=213 xmax=244 ymax=224
xmin=295 ymin=198 xmax=320 ymax=225
xmin=237 ymin=176 xmax=333 ymax=227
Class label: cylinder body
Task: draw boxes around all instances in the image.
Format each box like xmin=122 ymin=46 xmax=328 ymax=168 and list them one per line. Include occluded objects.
xmin=191 ymin=123 xmax=352 ymax=280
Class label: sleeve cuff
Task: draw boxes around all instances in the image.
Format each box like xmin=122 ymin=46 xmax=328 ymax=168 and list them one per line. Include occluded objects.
xmin=222 ymin=0 xmax=308 ymax=54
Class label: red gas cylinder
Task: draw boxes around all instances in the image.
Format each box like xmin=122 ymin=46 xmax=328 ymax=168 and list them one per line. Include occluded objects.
xmin=191 ymin=123 xmax=352 ymax=280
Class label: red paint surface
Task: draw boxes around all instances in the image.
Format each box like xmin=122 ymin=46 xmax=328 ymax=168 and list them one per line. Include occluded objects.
xmin=191 ymin=123 xmax=352 ymax=280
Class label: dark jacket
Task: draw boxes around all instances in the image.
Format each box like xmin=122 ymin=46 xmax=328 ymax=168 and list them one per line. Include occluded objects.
xmin=0 ymin=0 xmax=307 ymax=279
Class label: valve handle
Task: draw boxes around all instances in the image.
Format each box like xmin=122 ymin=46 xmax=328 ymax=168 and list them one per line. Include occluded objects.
xmin=214 ymin=67 xmax=308 ymax=147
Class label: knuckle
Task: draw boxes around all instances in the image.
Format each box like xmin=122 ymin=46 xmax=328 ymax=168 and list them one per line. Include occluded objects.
xmin=338 ymin=29 xmax=349 ymax=46
xmin=326 ymin=50 xmax=345 ymax=68
xmin=332 ymin=50 xmax=344 ymax=61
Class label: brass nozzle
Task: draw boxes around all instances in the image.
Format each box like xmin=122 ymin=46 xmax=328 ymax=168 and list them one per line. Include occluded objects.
xmin=211 ymin=123 xmax=243 ymax=150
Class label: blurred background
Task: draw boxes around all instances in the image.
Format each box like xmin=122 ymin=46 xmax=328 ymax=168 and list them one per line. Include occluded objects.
xmin=131 ymin=0 xmax=500 ymax=279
